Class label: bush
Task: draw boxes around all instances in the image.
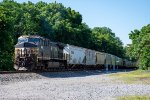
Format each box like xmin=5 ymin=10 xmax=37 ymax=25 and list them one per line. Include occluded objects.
xmin=0 ymin=51 xmax=14 ymax=71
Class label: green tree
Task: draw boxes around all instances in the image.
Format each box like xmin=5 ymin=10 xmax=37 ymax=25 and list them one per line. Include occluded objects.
xmin=0 ymin=6 xmax=14 ymax=71
xmin=91 ymin=27 xmax=124 ymax=57
xmin=129 ymin=24 xmax=150 ymax=70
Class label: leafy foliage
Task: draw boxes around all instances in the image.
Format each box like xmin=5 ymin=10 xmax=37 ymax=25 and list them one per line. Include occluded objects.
xmin=0 ymin=6 xmax=14 ymax=70
xmin=127 ymin=24 xmax=150 ymax=70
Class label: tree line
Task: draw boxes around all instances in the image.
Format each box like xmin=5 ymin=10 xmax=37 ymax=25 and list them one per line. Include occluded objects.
xmin=0 ymin=0 xmax=149 ymax=70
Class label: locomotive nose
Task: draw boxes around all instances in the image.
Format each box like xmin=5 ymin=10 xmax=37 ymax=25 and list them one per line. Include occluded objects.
xmin=14 ymin=42 xmax=38 ymax=70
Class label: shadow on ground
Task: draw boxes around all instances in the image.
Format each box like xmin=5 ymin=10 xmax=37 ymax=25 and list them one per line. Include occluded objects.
xmin=37 ymin=69 xmax=136 ymax=78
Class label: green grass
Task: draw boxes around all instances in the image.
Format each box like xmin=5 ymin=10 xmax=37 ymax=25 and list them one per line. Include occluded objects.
xmin=118 ymin=95 xmax=150 ymax=100
xmin=110 ymin=70 xmax=150 ymax=84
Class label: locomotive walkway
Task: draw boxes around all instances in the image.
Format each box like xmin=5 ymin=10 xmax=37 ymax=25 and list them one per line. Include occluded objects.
xmin=0 ymin=70 xmax=150 ymax=100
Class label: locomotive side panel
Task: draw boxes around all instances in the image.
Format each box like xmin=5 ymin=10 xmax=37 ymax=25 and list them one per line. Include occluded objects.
xmin=37 ymin=39 xmax=62 ymax=60
xmin=37 ymin=46 xmax=51 ymax=60
xmin=37 ymin=41 xmax=65 ymax=68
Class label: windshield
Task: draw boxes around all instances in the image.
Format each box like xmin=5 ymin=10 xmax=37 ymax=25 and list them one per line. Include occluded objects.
xmin=18 ymin=38 xmax=40 ymax=43
xmin=18 ymin=38 xmax=28 ymax=43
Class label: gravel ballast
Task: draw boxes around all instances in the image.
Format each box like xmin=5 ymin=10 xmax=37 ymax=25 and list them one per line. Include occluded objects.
xmin=0 ymin=70 xmax=150 ymax=100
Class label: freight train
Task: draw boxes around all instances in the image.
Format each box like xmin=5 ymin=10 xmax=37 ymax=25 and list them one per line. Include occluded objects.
xmin=14 ymin=35 xmax=137 ymax=70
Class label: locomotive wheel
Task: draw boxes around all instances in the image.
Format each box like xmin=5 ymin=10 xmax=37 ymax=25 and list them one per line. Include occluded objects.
xmin=28 ymin=62 xmax=35 ymax=71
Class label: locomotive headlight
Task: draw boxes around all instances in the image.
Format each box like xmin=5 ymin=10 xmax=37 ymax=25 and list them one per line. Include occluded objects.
xmin=16 ymin=49 xmax=20 ymax=54
xmin=15 ymin=48 xmax=20 ymax=55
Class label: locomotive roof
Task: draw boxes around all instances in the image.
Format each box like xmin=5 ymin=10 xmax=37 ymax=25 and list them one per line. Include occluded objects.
xmin=19 ymin=35 xmax=42 ymax=38
xmin=18 ymin=35 xmax=49 ymax=40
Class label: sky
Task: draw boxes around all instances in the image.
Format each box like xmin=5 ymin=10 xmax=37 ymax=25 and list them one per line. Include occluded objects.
xmin=1 ymin=0 xmax=150 ymax=46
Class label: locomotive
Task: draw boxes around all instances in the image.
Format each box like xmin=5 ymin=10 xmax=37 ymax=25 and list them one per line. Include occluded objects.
xmin=14 ymin=35 xmax=137 ymax=70
xmin=14 ymin=35 xmax=66 ymax=70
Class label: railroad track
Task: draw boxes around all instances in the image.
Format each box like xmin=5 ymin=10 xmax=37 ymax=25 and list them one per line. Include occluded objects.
xmin=0 ymin=67 xmax=136 ymax=74
xmin=0 ymin=68 xmax=96 ymax=74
